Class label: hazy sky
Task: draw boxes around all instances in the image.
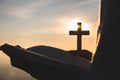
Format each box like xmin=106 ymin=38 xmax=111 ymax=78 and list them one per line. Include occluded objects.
xmin=0 ymin=0 xmax=100 ymax=80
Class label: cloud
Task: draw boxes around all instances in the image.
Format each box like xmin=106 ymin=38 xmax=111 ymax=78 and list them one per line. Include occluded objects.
xmin=0 ymin=0 xmax=55 ymax=19
xmin=5 ymin=7 xmax=33 ymax=19
xmin=0 ymin=0 xmax=98 ymax=19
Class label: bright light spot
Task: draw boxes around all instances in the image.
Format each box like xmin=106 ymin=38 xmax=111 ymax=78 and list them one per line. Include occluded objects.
xmin=66 ymin=19 xmax=90 ymax=31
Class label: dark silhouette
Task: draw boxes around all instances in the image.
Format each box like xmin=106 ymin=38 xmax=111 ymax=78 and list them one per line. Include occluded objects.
xmin=68 ymin=50 xmax=92 ymax=61
xmin=0 ymin=44 xmax=91 ymax=80
xmin=91 ymin=0 xmax=118 ymax=80
xmin=69 ymin=22 xmax=89 ymax=52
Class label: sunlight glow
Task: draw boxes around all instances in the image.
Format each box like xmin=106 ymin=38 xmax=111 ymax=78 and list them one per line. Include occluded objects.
xmin=66 ymin=19 xmax=90 ymax=31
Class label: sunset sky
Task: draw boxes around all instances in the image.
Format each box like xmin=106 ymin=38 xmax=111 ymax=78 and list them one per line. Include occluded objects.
xmin=0 ymin=0 xmax=100 ymax=79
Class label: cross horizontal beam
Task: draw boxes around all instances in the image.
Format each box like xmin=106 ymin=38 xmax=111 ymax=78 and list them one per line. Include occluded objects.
xmin=69 ymin=31 xmax=89 ymax=35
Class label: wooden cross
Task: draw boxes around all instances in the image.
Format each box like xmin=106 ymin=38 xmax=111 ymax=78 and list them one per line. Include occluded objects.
xmin=69 ymin=22 xmax=90 ymax=51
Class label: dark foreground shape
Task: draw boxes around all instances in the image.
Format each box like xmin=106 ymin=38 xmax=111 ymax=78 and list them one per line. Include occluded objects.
xmin=0 ymin=44 xmax=91 ymax=80
xmin=91 ymin=0 xmax=118 ymax=80
xmin=68 ymin=50 xmax=92 ymax=61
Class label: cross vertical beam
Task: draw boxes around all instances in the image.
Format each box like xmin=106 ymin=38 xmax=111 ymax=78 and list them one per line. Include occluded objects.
xmin=69 ymin=22 xmax=90 ymax=51
xmin=77 ymin=23 xmax=82 ymax=50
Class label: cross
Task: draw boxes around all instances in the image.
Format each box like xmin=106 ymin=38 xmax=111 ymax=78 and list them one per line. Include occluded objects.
xmin=69 ymin=22 xmax=90 ymax=51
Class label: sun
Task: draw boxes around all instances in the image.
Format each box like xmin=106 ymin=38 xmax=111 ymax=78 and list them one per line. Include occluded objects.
xmin=66 ymin=19 xmax=89 ymax=31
